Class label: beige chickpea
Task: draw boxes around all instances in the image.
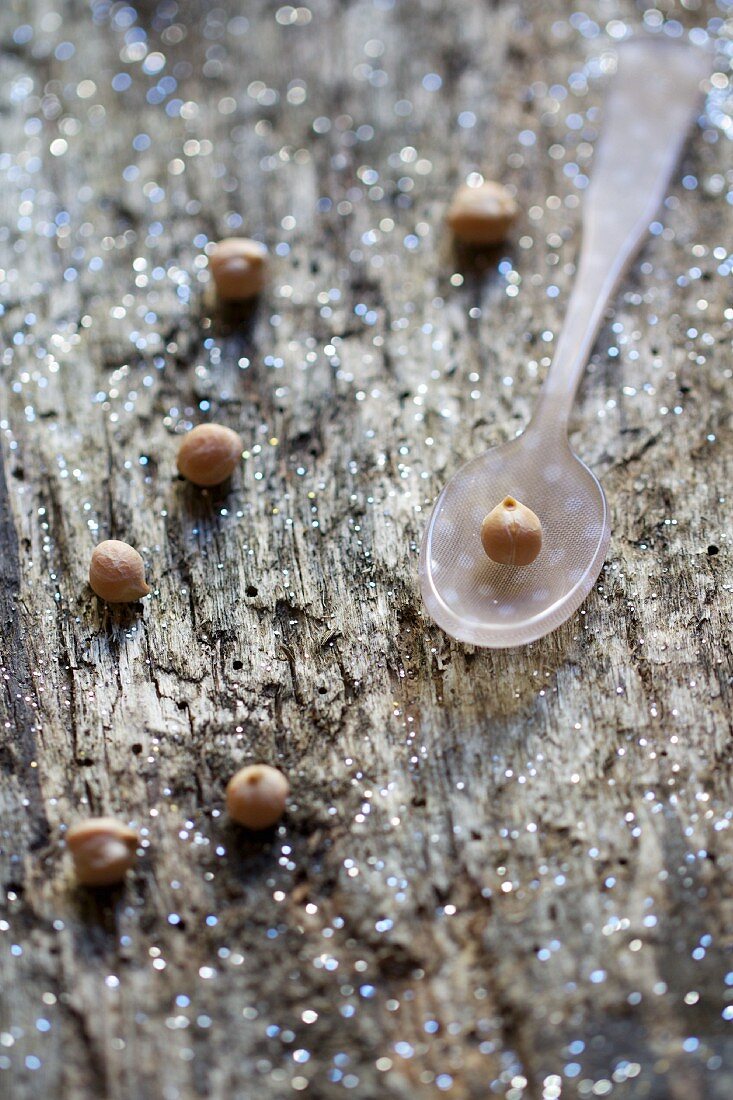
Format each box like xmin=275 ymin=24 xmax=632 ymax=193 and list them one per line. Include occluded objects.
xmin=89 ymin=540 xmax=150 ymax=603
xmin=226 ymin=764 xmax=289 ymax=831
xmin=481 ymin=496 xmax=542 ymax=567
xmin=176 ymin=423 xmax=243 ymax=487
xmin=447 ymin=181 xmax=519 ymax=246
xmin=208 ymin=237 xmax=268 ymax=301
xmin=67 ymin=817 xmax=138 ymax=887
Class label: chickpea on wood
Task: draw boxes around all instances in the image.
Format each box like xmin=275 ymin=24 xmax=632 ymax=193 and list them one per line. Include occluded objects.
xmin=481 ymin=496 xmax=542 ymax=567
xmin=447 ymin=181 xmax=519 ymax=246
xmin=177 ymin=423 xmax=244 ymax=487
xmin=89 ymin=540 xmax=150 ymax=603
xmin=208 ymin=237 xmax=268 ymax=301
xmin=67 ymin=817 xmax=139 ymax=887
xmin=226 ymin=765 xmax=290 ymax=830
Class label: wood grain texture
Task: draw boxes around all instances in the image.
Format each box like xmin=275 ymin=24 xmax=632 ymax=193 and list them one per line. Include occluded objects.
xmin=1 ymin=1 xmax=732 ymax=1098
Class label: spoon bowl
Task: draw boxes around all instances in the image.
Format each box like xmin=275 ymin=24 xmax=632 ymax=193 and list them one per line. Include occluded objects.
xmin=420 ymin=429 xmax=609 ymax=647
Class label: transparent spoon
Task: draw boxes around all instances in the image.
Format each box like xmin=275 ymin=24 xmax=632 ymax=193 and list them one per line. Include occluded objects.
xmin=419 ymin=38 xmax=707 ymax=648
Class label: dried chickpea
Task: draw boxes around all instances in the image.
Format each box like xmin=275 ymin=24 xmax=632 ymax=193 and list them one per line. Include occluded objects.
xmin=481 ymin=496 xmax=542 ymax=567
xmin=67 ymin=817 xmax=138 ymax=887
xmin=226 ymin=764 xmax=289 ymax=831
xmin=447 ymin=181 xmax=519 ymax=246
xmin=89 ymin=540 xmax=150 ymax=603
xmin=209 ymin=237 xmax=268 ymax=301
xmin=176 ymin=423 xmax=243 ymax=487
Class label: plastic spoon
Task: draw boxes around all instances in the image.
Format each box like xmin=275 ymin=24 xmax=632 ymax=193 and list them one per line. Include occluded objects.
xmin=419 ymin=37 xmax=707 ymax=648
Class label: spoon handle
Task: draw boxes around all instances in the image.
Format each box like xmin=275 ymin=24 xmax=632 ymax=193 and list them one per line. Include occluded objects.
xmin=532 ymin=38 xmax=707 ymax=432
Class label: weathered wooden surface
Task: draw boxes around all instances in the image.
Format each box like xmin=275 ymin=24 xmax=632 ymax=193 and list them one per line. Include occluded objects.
xmin=1 ymin=1 xmax=732 ymax=1097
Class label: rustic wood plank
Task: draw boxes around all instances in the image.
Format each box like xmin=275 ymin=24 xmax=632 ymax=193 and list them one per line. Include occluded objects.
xmin=1 ymin=1 xmax=732 ymax=1098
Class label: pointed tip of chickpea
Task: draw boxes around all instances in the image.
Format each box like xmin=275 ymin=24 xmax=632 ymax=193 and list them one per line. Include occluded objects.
xmin=89 ymin=540 xmax=150 ymax=603
xmin=226 ymin=764 xmax=290 ymax=831
xmin=481 ymin=496 xmax=542 ymax=567
xmin=447 ymin=181 xmax=519 ymax=246
xmin=66 ymin=817 xmax=139 ymax=887
xmin=208 ymin=237 xmax=268 ymax=301
xmin=176 ymin=423 xmax=244 ymax=487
